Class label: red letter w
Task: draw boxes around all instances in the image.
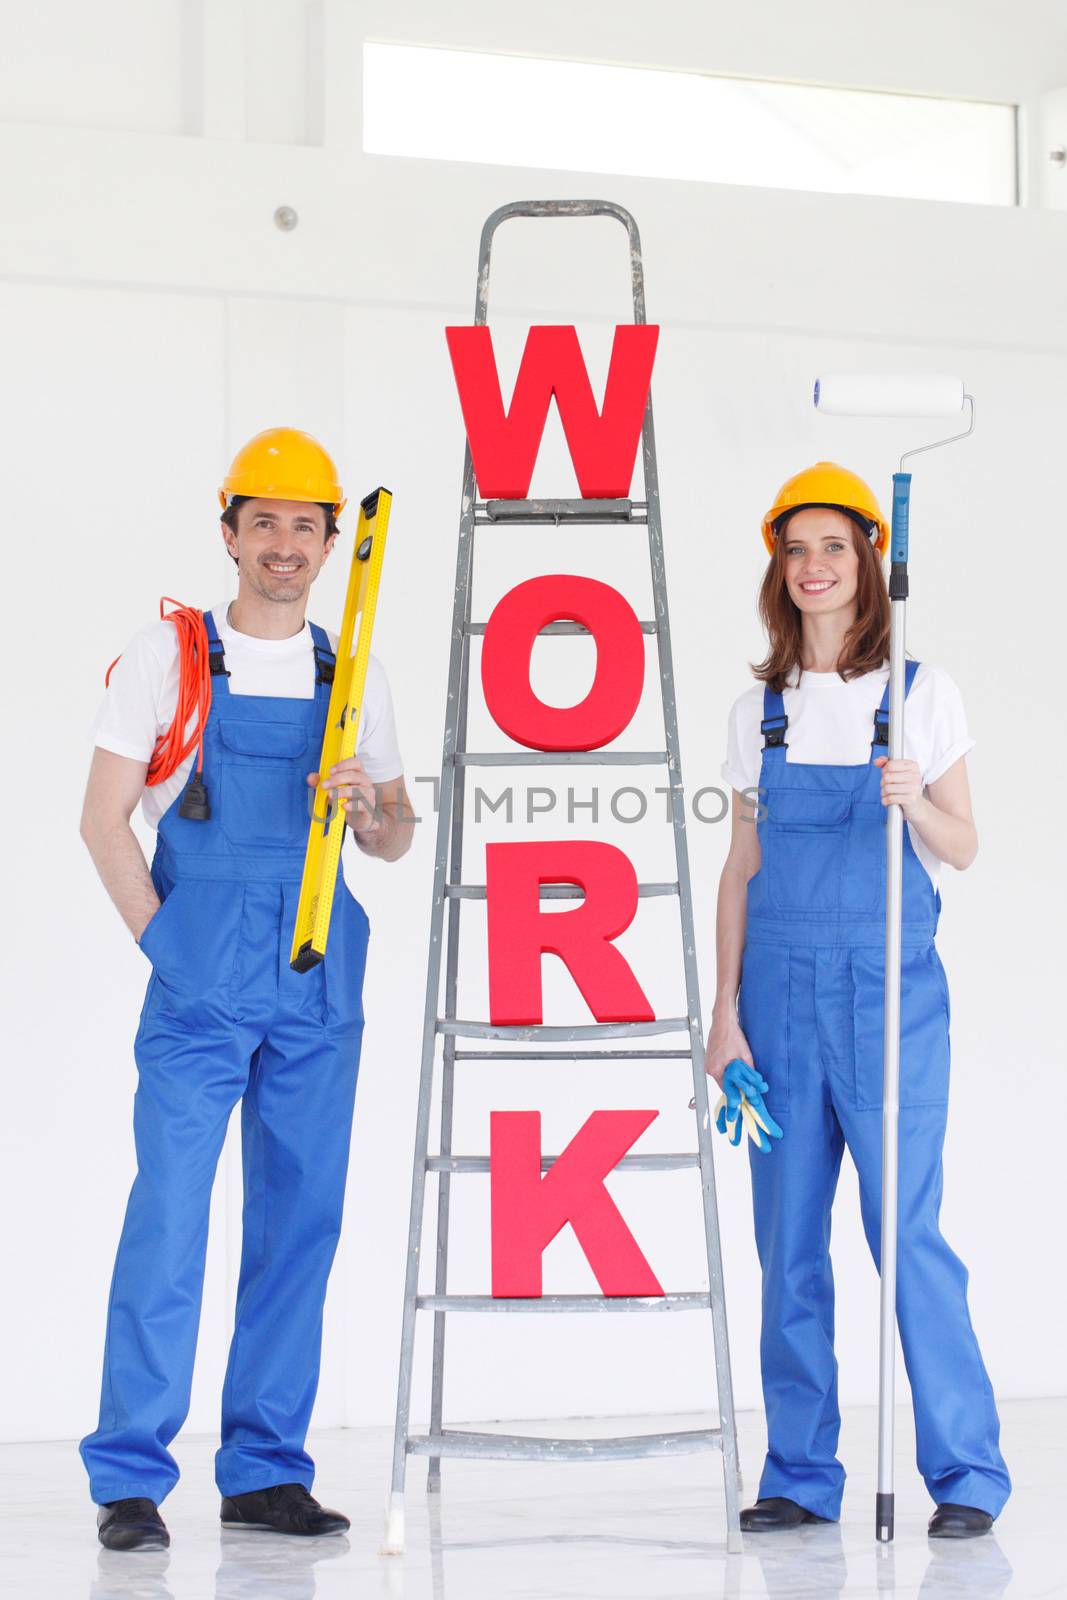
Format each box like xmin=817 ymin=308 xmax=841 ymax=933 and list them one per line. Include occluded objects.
xmin=445 ymin=324 xmax=658 ymax=499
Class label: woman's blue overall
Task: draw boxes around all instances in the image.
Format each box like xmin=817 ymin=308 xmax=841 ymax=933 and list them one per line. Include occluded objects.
xmin=80 ymin=609 xmax=371 ymax=1506
xmin=739 ymin=660 xmax=1010 ymax=1520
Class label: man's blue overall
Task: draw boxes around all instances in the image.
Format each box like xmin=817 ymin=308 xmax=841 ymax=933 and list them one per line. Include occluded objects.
xmin=80 ymin=609 xmax=370 ymax=1506
xmin=739 ymin=660 xmax=1010 ymax=1520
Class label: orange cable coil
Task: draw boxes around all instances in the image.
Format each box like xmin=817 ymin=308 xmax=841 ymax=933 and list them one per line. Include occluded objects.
xmin=104 ymin=598 xmax=213 ymax=787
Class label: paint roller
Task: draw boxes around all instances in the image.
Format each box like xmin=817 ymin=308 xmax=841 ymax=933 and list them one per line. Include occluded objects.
xmin=814 ymin=372 xmax=973 ymax=1548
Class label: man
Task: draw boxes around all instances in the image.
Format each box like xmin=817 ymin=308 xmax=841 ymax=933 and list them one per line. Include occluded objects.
xmin=79 ymin=427 xmax=414 ymax=1551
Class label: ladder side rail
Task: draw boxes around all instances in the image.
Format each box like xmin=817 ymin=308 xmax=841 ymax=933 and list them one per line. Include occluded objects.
xmin=427 ymin=487 xmax=477 ymax=1489
xmin=641 ymin=386 xmax=744 ymax=1553
xmin=386 ymin=448 xmax=477 ymax=1544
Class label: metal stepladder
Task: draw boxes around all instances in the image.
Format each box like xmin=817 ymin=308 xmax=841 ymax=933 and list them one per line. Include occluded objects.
xmin=384 ymin=200 xmax=742 ymax=1557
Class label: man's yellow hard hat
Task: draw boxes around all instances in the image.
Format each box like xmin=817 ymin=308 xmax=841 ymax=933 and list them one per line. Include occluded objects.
xmin=218 ymin=427 xmax=346 ymax=518
xmin=761 ymin=461 xmax=888 ymax=559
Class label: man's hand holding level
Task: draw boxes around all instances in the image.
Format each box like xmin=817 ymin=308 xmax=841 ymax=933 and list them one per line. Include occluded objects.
xmin=307 ymin=757 xmax=382 ymax=835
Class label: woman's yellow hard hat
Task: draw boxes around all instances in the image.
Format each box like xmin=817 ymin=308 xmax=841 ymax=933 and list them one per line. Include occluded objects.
xmin=761 ymin=461 xmax=888 ymax=558
xmin=218 ymin=427 xmax=346 ymax=518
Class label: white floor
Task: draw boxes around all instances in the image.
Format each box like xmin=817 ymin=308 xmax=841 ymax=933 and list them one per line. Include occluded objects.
xmin=1 ymin=1399 xmax=1058 ymax=1599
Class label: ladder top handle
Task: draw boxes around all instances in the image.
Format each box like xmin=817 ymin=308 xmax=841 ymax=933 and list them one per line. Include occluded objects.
xmin=475 ymin=200 xmax=647 ymax=328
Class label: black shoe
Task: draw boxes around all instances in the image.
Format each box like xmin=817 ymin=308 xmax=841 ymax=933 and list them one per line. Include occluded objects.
xmin=96 ymin=1497 xmax=170 ymax=1551
xmin=220 ymin=1482 xmax=350 ymax=1536
xmin=740 ymin=1497 xmax=833 ymax=1532
xmin=928 ymin=1503 xmax=994 ymax=1539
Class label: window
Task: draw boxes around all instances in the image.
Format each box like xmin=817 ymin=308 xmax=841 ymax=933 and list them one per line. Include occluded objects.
xmin=363 ymin=43 xmax=1016 ymax=207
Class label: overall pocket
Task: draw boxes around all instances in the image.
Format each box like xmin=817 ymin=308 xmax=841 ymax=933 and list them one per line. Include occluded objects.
xmin=322 ymin=885 xmax=371 ymax=1035
xmin=840 ymin=800 xmax=886 ymax=915
xmin=737 ymin=940 xmax=791 ymax=1113
xmin=138 ymin=879 xmax=241 ymax=1028
xmin=137 ymin=883 xmax=181 ymax=960
xmin=763 ymin=789 xmax=850 ymax=913
xmin=216 ymin=718 xmax=310 ymax=848
xmin=931 ymin=945 xmax=952 ymax=1028
xmin=849 ymin=944 xmax=950 ymax=1111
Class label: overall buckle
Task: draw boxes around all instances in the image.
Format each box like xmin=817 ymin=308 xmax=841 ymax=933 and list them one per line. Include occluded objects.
xmin=314 ymin=646 xmax=335 ymax=687
xmin=761 ymin=714 xmax=788 ymax=749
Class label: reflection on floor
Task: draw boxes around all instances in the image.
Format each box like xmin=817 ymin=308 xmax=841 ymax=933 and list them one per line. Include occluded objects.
xmin=2 ymin=1399 xmax=1056 ymax=1599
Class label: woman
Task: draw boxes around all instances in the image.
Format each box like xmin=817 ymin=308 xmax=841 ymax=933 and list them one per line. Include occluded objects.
xmin=707 ymin=462 xmax=1010 ymax=1538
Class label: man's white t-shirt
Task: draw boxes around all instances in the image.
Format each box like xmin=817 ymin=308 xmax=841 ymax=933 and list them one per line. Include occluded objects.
xmin=90 ymin=598 xmax=404 ymax=831
xmin=720 ymin=660 xmax=974 ymax=896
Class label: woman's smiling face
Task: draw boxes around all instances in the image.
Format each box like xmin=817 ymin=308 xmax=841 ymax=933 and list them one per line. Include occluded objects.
xmin=779 ymin=506 xmax=861 ymax=616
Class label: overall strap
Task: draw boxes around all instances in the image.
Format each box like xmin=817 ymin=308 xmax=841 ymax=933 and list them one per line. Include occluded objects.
xmin=760 ymin=684 xmax=789 ymax=756
xmin=202 ymin=608 xmax=232 ymax=697
xmin=308 ymin=621 xmax=336 ymax=695
xmin=871 ymin=658 xmax=920 ymax=750
xmin=205 ymin=610 xmax=336 ymax=699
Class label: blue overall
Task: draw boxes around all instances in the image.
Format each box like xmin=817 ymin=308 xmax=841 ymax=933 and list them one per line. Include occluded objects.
xmin=80 ymin=609 xmax=371 ymax=1506
xmin=739 ymin=660 xmax=1010 ymax=1520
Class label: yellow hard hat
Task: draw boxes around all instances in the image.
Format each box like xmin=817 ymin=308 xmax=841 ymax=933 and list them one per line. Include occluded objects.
xmin=761 ymin=461 xmax=888 ymax=559
xmin=218 ymin=427 xmax=346 ymax=519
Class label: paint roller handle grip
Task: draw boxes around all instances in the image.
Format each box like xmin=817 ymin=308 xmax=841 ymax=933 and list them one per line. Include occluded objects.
xmin=891 ymin=473 xmax=912 ymax=567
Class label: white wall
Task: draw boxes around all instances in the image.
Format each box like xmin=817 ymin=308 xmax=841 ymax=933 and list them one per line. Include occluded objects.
xmin=2 ymin=1 xmax=1065 ymax=1450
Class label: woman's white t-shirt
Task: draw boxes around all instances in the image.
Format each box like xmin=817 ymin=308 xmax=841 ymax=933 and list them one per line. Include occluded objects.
xmin=89 ymin=598 xmax=404 ymax=831
xmin=720 ymin=660 xmax=974 ymax=895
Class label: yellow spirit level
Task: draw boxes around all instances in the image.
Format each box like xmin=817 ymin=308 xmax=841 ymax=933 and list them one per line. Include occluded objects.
xmin=290 ymin=486 xmax=391 ymax=971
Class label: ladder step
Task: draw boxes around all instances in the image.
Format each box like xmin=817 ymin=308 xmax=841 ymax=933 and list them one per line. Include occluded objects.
xmin=466 ymin=620 xmax=658 ymax=635
xmin=445 ymin=881 xmax=678 ymax=900
xmin=427 ymin=1154 xmax=699 ymax=1174
xmin=454 ymin=750 xmax=669 ymax=766
xmin=453 ymin=1049 xmax=694 ymax=1060
xmin=477 ymin=497 xmax=646 ymax=525
xmin=439 ymin=1018 xmax=693 ymax=1041
xmin=416 ymin=1293 xmax=710 ymax=1313
xmin=407 ymin=1427 xmax=722 ymax=1462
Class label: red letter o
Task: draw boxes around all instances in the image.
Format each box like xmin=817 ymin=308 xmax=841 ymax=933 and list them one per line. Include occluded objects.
xmin=481 ymin=574 xmax=644 ymax=751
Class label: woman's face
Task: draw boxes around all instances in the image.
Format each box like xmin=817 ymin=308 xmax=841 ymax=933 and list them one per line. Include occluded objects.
xmin=779 ymin=507 xmax=861 ymax=616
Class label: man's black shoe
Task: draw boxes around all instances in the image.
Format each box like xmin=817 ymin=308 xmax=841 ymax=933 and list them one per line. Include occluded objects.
xmin=928 ymin=1503 xmax=994 ymax=1539
xmin=740 ymin=1497 xmax=833 ymax=1532
xmin=220 ymin=1482 xmax=350 ymax=1536
xmin=96 ymin=1497 xmax=170 ymax=1551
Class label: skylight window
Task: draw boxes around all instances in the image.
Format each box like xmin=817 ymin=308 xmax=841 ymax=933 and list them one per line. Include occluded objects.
xmin=363 ymin=43 xmax=1016 ymax=207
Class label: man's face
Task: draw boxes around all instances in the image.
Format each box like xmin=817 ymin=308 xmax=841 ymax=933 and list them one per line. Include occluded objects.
xmin=222 ymin=498 xmax=335 ymax=604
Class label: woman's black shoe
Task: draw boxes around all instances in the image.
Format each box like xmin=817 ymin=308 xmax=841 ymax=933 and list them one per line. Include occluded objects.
xmin=220 ymin=1482 xmax=350 ymax=1536
xmin=96 ymin=1497 xmax=170 ymax=1551
xmin=740 ymin=1497 xmax=833 ymax=1531
xmin=928 ymin=1503 xmax=994 ymax=1538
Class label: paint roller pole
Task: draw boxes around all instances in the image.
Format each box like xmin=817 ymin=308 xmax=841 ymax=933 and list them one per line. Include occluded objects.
xmin=814 ymin=372 xmax=974 ymax=1544
xmin=876 ymin=470 xmax=911 ymax=1546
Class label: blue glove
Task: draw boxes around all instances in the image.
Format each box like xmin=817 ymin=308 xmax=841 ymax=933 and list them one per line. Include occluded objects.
xmin=715 ymin=1059 xmax=784 ymax=1154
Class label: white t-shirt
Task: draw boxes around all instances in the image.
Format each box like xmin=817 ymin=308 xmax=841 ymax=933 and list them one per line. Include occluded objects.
xmin=720 ymin=660 xmax=974 ymax=895
xmin=89 ymin=598 xmax=404 ymax=831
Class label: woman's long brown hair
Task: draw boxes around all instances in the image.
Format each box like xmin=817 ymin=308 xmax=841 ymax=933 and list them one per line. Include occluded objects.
xmin=752 ymin=511 xmax=890 ymax=693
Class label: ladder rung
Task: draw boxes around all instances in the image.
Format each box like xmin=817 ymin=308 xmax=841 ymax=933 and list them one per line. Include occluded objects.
xmin=454 ymin=750 xmax=669 ymax=766
xmin=416 ymin=1293 xmax=711 ymax=1313
xmin=439 ymin=1018 xmax=692 ymax=1041
xmin=465 ymin=619 xmax=657 ymax=636
xmin=453 ymin=1049 xmax=694 ymax=1060
xmin=426 ymin=1154 xmax=699 ymax=1174
xmin=407 ymin=1427 xmax=722 ymax=1462
xmin=477 ymin=497 xmax=646 ymax=525
xmin=445 ymin=882 xmax=678 ymax=900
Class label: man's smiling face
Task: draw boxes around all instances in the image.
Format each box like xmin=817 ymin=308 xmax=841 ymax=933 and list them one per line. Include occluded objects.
xmin=222 ymin=498 xmax=336 ymax=604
